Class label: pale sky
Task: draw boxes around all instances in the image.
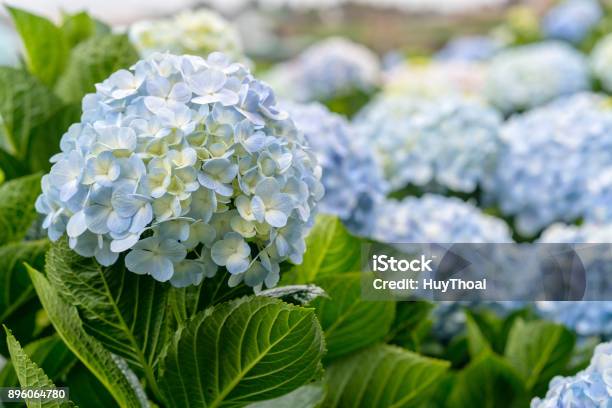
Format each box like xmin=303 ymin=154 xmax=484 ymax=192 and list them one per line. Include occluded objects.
xmin=1 ymin=0 xmax=510 ymax=25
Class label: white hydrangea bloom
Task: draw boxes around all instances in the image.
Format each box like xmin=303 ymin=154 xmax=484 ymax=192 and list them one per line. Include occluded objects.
xmin=129 ymin=9 xmax=244 ymax=61
xmin=354 ymin=94 xmax=502 ymax=193
xmin=591 ymin=33 xmax=612 ymax=93
xmin=488 ymin=93 xmax=612 ymax=236
xmin=485 ymin=41 xmax=590 ymax=113
xmin=532 ymin=341 xmax=612 ymax=407
xmin=36 ymin=52 xmax=324 ymax=290
xmin=266 ymin=37 xmax=381 ymax=102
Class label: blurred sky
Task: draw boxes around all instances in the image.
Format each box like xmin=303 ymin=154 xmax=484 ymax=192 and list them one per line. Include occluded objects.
xmin=0 ymin=0 xmax=510 ymax=25
xmin=0 ymin=0 xmax=198 ymax=25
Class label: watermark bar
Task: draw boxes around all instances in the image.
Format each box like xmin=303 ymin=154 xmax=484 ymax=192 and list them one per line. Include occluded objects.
xmin=0 ymin=388 xmax=70 ymax=403
xmin=361 ymin=243 xmax=612 ymax=301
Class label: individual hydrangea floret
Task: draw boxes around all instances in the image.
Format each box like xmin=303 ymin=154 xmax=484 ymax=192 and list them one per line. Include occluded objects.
xmin=129 ymin=9 xmax=244 ymax=61
xmin=542 ymin=0 xmax=602 ymax=44
xmin=485 ymin=41 xmax=590 ymax=113
xmin=371 ymin=195 xmax=513 ymax=244
xmin=435 ymin=36 xmax=502 ymax=62
xmin=265 ymin=37 xmax=381 ymax=102
xmin=354 ymin=95 xmax=502 ymax=193
xmin=35 ymin=52 xmax=324 ymax=290
xmin=283 ymin=101 xmax=387 ymax=236
xmin=531 ymin=341 xmax=612 ymax=407
xmin=487 ymin=93 xmax=612 ymax=236
xmin=590 ymin=33 xmax=612 ymax=93
xmin=536 ymin=222 xmax=612 ymax=338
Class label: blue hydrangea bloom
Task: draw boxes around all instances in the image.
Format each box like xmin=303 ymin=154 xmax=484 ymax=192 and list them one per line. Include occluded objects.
xmin=283 ymin=102 xmax=387 ymax=236
xmin=371 ymin=194 xmax=513 ymax=243
xmin=265 ymin=37 xmax=381 ymax=102
xmin=542 ymin=0 xmax=602 ymax=44
xmin=487 ymin=93 xmax=612 ymax=236
xmin=435 ymin=36 xmax=502 ymax=62
xmin=35 ymin=52 xmax=324 ymax=290
xmin=537 ymin=222 xmax=612 ymax=338
xmin=591 ymin=33 xmax=612 ymax=93
xmin=485 ymin=42 xmax=590 ymax=113
xmin=531 ymin=341 xmax=612 ymax=407
xmin=354 ymin=95 xmax=502 ymax=193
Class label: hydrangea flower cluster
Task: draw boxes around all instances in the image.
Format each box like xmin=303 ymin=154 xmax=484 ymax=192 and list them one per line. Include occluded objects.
xmin=128 ymin=9 xmax=244 ymax=61
xmin=488 ymin=93 xmax=612 ymax=236
xmin=531 ymin=341 xmax=612 ymax=407
xmin=283 ymin=102 xmax=386 ymax=236
xmin=354 ymin=95 xmax=502 ymax=193
xmin=536 ymin=222 xmax=612 ymax=338
xmin=35 ymin=52 xmax=324 ymax=289
xmin=485 ymin=42 xmax=590 ymax=113
xmin=591 ymin=34 xmax=612 ymax=93
xmin=383 ymin=61 xmax=488 ymax=100
xmin=542 ymin=0 xmax=602 ymax=44
xmin=435 ymin=36 xmax=502 ymax=62
xmin=371 ymin=195 xmax=513 ymax=244
xmin=265 ymin=37 xmax=381 ymax=102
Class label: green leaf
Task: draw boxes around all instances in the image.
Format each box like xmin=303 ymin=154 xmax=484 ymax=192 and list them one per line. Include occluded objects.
xmin=159 ymin=296 xmax=325 ymax=407
xmin=283 ymin=215 xmax=361 ymax=284
xmin=0 ymin=299 xmax=40 ymax=358
xmin=65 ymin=364 xmax=118 ymax=408
xmin=447 ymin=351 xmax=526 ymax=408
xmin=26 ymin=103 xmax=81 ymax=174
xmin=504 ymin=319 xmax=575 ymax=395
xmin=7 ymin=7 xmax=69 ymax=86
xmin=0 ymin=174 xmax=41 ymax=246
xmin=0 ymin=148 xmax=28 ymax=181
xmin=60 ymin=12 xmax=96 ymax=48
xmin=311 ymin=273 xmax=395 ymax=361
xmin=465 ymin=312 xmax=493 ymax=358
xmin=4 ymin=327 xmax=75 ymax=408
xmin=45 ymin=239 xmax=170 ymax=398
xmin=323 ymin=344 xmax=450 ymax=407
xmin=54 ymin=34 xmax=139 ymax=103
xmin=26 ymin=265 xmax=148 ymax=408
xmin=0 ymin=334 xmax=76 ymax=387
xmin=0 ymin=240 xmax=48 ymax=322
xmin=0 ymin=67 xmax=61 ymax=158
xmin=169 ymin=271 xmax=251 ymax=324
xmin=387 ymin=301 xmax=433 ymax=351
xmin=246 ymin=384 xmax=325 ymax=408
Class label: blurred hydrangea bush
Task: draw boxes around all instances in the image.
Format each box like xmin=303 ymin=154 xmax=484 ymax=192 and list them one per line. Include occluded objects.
xmin=537 ymin=222 xmax=612 ymax=338
xmin=532 ymin=341 xmax=612 ymax=406
xmin=355 ymin=94 xmax=502 ymax=193
xmin=266 ymin=37 xmax=381 ymax=103
xmin=590 ymin=33 xmax=612 ymax=92
xmin=371 ymin=194 xmax=512 ymax=243
xmin=383 ymin=61 xmax=489 ymax=100
xmin=129 ymin=9 xmax=244 ymax=61
xmin=283 ymin=101 xmax=386 ymax=236
xmin=485 ymin=42 xmax=590 ymax=113
xmin=488 ymin=92 xmax=612 ymax=236
xmin=541 ymin=0 xmax=602 ymax=44
xmin=435 ymin=35 xmax=502 ymax=62
xmin=35 ymin=52 xmax=324 ymax=289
